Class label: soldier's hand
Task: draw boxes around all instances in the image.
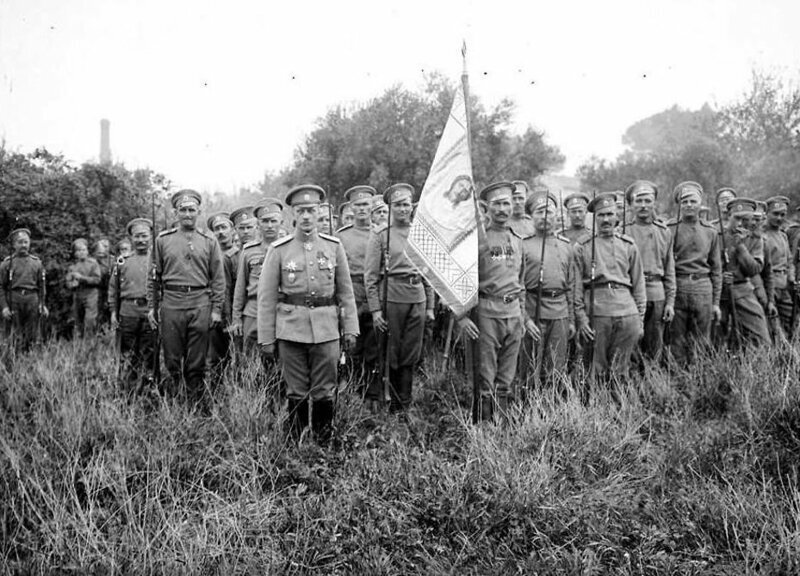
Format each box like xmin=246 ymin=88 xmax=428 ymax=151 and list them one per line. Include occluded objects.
xmin=110 ymin=312 xmax=119 ymax=329
xmin=210 ymin=310 xmax=222 ymax=328
xmin=260 ymin=343 xmax=276 ymax=362
xmin=767 ymin=302 xmax=779 ymax=318
xmin=722 ymin=271 xmax=734 ymax=286
xmin=712 ymin=305 xmax=722 ymax=323
xmin=524 ymin=318 xmax=541 ymax=342
xmin=40 ymin=305 xmax=49 ymax=318
xmin=147 ymin=309 xmax=159 ymax=330
xmin=372 ymin=311 xmax=388 ymax=333
xmin=425 ymin=309 xmax=435 ymax=323
xmin=229 ymin=321 xmax=242 ymax=337
xmin=343 ymin=334 xmax=357 ymax=352
xmin=1 ymin=307 xmax=11 ymax=320
xmin=578 ymin=321 xmax=595 ymax=342
xmin=568 ymin=322 xmax=576 ymax=340
xmin=662 ymin=304 xmax=675 ymax=323
xmin=457 ymin=317 xmax=479 ymax=340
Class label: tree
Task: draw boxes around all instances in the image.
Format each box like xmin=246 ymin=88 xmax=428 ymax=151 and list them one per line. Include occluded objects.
xmin=284 ymin=73 xmax=564 ymax=206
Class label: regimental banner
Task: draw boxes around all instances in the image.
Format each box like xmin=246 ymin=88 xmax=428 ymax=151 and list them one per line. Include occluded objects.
xmin=406 ymin=82 xmax=478 ymax=317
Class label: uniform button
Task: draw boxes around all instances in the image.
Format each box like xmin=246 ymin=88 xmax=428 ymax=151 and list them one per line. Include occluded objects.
xmin=310 ymin=276 xmax=315 ymax=280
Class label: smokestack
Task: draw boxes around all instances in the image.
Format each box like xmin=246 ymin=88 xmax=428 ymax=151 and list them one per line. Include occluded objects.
xmin=99 ymin=119 xmax=111 ymax=165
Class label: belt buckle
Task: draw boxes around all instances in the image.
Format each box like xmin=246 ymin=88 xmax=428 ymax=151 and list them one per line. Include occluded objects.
xmin=305 ymin=296 xmax=314 ymax=309
xmin=689 ymin=273 xmax=698 ymax=281
xmin=502 ymin=293 xmax=515 ymax=304
xmin=182 ymin=285 xmax=191 ymax=293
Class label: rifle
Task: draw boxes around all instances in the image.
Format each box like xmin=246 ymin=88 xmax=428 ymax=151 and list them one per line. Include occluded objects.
xmin=714 ymin=189 xmax=739 ymax=349
xmin=622 ymin=194 xmax=627 ymax=235
xmin=558 ymin=189 xmax=565 ymax=234
xmin=531 ymin=202 xmax=549 ymax=388
xmin=663 ymin=197 xmax=682 ymax=348
xmin=381 ymin=200 xmax=392 ymax=406
xmin=588 ymin=190 xmax=597 ymax=372
xmin=442 ymin=314 xmax=455 ymax=371
xmin=791 ymin=247 xmax=799 ymax=340
xmin=151 ymin=191 xmax=162 ymax=385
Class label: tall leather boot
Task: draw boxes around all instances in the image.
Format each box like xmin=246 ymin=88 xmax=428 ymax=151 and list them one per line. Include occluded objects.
xmin=286 ymin=398 xmax=309 ymax=441
xmin=478 ymin=395 xmax=494 ymax=423
xmin=398 ymin=367 xmax=413 ymax=411
xmin=312 ymin=399 xmax=335 ymax=445
xmin=389 ymin=368 xmax=403 ymax=413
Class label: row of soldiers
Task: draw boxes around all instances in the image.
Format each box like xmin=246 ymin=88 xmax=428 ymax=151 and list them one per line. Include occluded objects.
xmin=3 ymin=178 xmax=799 ymax=436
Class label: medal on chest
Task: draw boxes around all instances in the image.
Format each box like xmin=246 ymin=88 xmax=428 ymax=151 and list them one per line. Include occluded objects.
xmin=303 ymin=241 xmax=313 ymax=252
xmin=317 ymin=251 xmax=334 ymax=276
xmin=285 ymin=260 xmax=297 ymax=284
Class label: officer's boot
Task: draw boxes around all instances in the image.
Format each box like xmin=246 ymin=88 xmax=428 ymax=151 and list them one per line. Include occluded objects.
xmin=388 ymin=368 xmax=403 ymax=413
xmin=312 ymin=399 xmax=335 ymax=445
xmin=496 ymin=392 xmax=513 ymax=425
xmin=286 ymin=398 xmax=309 ymax=441
xmin=475 ymin=395 xmax=494 ymax=423
xmin=398 ymin=367 xmax=414 ymax=411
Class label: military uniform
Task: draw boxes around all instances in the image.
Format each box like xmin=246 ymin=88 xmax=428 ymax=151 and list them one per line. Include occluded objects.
xmin=257 ymin=184 xmax=358 ymax=440
xmin=667 ymin=182 xmax=722 ymax=364
xmin=0 ymin=232 xmax=46 ymax=349
xmin=508 ymin=214 xmax=535 ymax=237
xmin=520 ymin=228 xmax=574 ymax=385
xmin=148 ymin=190 xmax=225 ymax=403
xmin=337 ymin=185 xmax=379 ymax=389
xmin=763 ymin=197 xmax=796 ymax=337
xmin=364 ymin=184 xmax=434 ymax=411
xmin=109 ymin=230 xmax=154 ymax=392
xmin=624 ymin=180 xmax=676 ymax=362
xmin=719 ymin=198 xmax=770 ymax=347
xmin=233 ymin=239 xmax=268 ymax=350
xmin=67 ymin=245 xmax=102 ymax=338
xmin=204 ymin=212 xmax=239 ymax=377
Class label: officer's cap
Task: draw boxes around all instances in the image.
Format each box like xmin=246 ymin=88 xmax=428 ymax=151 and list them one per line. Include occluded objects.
xmin=673 ymin=181 xmax=704 ymax=203
xmin=254 ymin=198 xmax=284 ymax=218
xmin=587 ymin=192 xmax=618 ymax=213
xmin=206 ymin=212 xmax=232 ymax=230
xmin=479 ymin=181 xmax=515 ymax=203
xmin=230 ymin=206 xmax=256 ymax=226
xmin=525 ymin=191 xmax=558 ymax=215
xmin=285 ymin=184 xmax=326 ymax=207
xmin=8 ymin=228 xmax=31 ymax=242
xmin=511 ymin=180 xmax=529 ymax=197
xmin=345 ymin=185 xmax=376 ymax=203
xmin=754 ymin=201 xmax=767 ymax=218
xmin=126 ymin=217 xmax=153 ymax=236
xmin=716 ymin=187 xmax=737 ymax=204
xmin=72 ymin=238 xmax=88 ymax=251
xmin=171 ymin=189 xmax=202 ymax=209
xmin=625 ymin=180 xmax=658 ymax=203
xmin=726 ymin=197 xmax=757 ymax=216
xmin=383 ymin=183 xmax=415 ymax=205
xmin=319 ymin=202 xmax=333 ymax=215
xmin=766 ymin=195 xmax=791 ymax=211
xmin=371 ymin=198 xmax=388 ymax=214
xmin=564 ymin=192 xmax=590 ymax=209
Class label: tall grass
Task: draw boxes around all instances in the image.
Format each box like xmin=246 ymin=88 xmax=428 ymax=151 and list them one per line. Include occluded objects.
xmin=1 ymin=337 xmax=799 ymax=574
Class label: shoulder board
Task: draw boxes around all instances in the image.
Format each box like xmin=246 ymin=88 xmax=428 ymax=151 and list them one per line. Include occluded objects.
xmin=319 ymin=232 xmax=340 ymax=243
xmin=578 ymin=234 xmax=594 ymax=245
xmin=701 ymin=219 xmax=717 ymax=228
xmin=523 ymin=214 xmax=533 ymax=221
xmin=786 ymin=223 xmax=799 ymax=230
xmin=373 ymin=223 xmax=388 ymax=234
xmin=198 ymin=228 xmax=216 ymax=240
xmin=242 ymin=240 xmax=261 ymax=250
xmin=557 ymin=234 xmax=570 ymax=243
xmin=270 ymin=236 xmax=293 ymax=248
xmin=158 ymin=228 xmax=177 ymax=237
xmin=336 ymin=223 xmax=354 ymax=233
xmin=652 ymin=219 xmax=667 ymax=229
xmin=615 ymin=232 xmax=635 ymax=244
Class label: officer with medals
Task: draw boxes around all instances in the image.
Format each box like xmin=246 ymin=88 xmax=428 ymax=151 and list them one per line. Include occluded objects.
xmin=147 ymin=189 xmax=225 ymax=406
xmin=257 ymin=185 xmax=358 ymax=443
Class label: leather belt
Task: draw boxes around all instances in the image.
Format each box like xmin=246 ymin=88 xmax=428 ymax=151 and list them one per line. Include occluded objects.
xmin=733 ymin=280 xmax=750 ymax=285
xmin=644 ymin=273 xmax=663 ymax=282
xmin=278 ymin=294 xmax=336 ymax=308
xmin=479 ymin=291 xmax=520 ymax=304
xmin=10 ymin=288 xmax=38 ymax=296
xmin=163 ymin=284 xmax=208 ymax=293
xmin=526 ymin=288 xmax=567 ymax=298
xmin=590 ymin=281 xmax=629 ymax=290
xmin=389 ymin=274 xmax=422 ymax=285
xmin=122 ymin=297 xmax=148 ymax=306
xmin=676 ymin=272 xmax=709 ymax=281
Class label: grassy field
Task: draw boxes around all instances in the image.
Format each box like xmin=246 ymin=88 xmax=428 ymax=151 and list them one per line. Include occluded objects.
xmin=1 ymin=336 xmax=800 ymax=575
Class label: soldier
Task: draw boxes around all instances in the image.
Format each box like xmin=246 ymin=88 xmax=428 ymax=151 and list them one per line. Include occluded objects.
xmin=1 ymin=228 xmax=48 ymax=349
xmin=763 ymin=196 xmax=798 ymax=338
xmin=560 ymin=192 xmax=592 ymax=245
xmin=66 ymin=238 xmax=102 ymax=338
xmin=317 ymin=203 xmax=334 ymax=235
xmin=365 ymin=183 xmax=435 ymax=413
xmin=94 ymin=238 xmax=113 ymax=328
xmin=337 ymin=185 xmax=379 ymax=398
xmin=231 ymin=205 xmax=257 ymax=247
xmin=719 ymin=197 xmax=771 ymax=347
xmin=457 ymin=181 xmax=533 ymax=422
xmin=508 ymin=180 xmax=535 ymax=237
xmin=147 ymin=189 xmax=225 ymax=406
xmin=232 ymin=199 xmax=284 ymax=353
xmin=116 ymin=238 xmax=133 ymax=259
xmin=667 ymin=181 xmax=722 ymax=364
xmin=520 ymin=190 xmax=574 ymax=387
xmin=206 ymin=212 xmax=239 ymax=378
xmin=710 ymin=187 xmax=737 ymax=225
xmin=371 ymin=198 xmax=388 ymax=230
xmin=624 ymin=180 xmax=676 ymax=362
xmin=109 ymin=218 xmax=155 ymax=393
xmin=746 ymin=202 xmax=776 ymax=339
xmin=257 ymin=184 xmax=358 ymax=442
xmin=574 ymin=192 xmax=645 ymax=382
xmin=339 ymin=202 xmax=355 ymax=228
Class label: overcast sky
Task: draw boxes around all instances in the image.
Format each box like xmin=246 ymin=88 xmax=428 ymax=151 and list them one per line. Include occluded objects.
xmin=1 ymin=0 xmax=799 ymax=193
